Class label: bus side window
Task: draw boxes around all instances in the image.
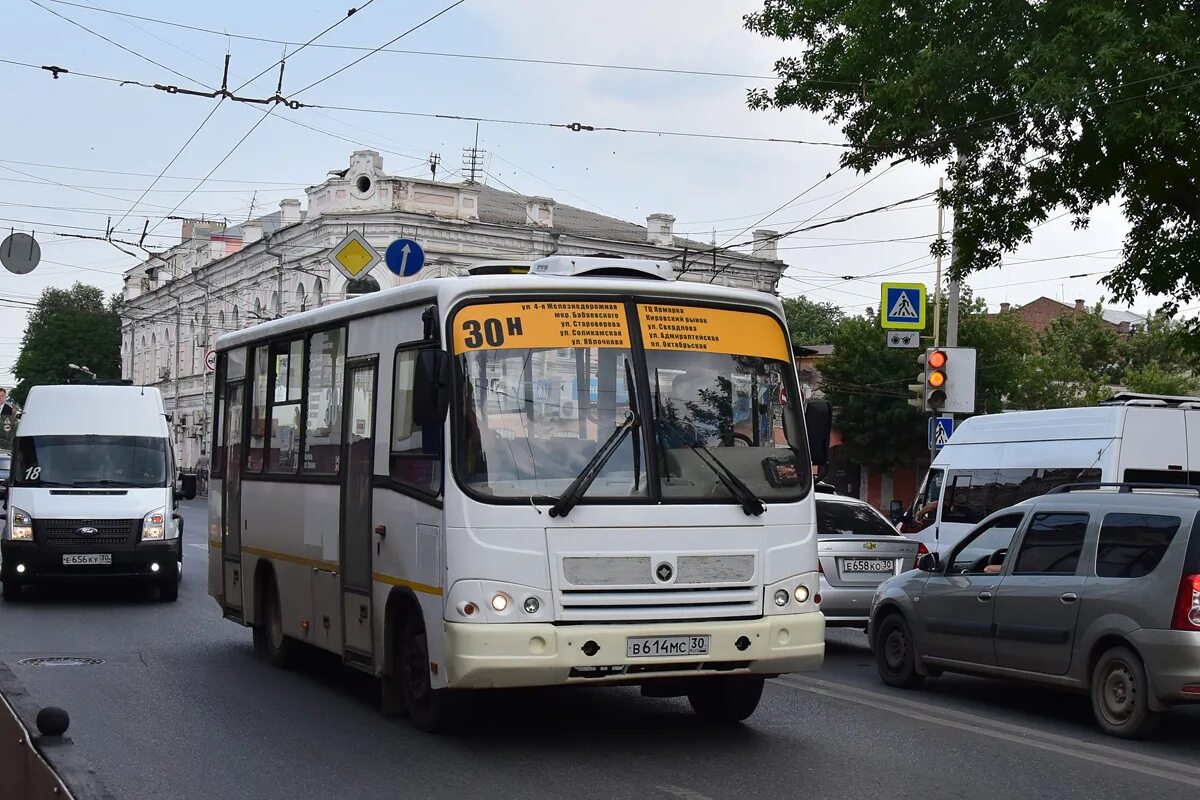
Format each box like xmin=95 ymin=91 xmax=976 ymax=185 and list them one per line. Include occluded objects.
xmin=247 ymin=346 xmax=269 ymax=473
xmin=303 ymin=328 xmax=345 ymax=475
xmin=390 ymin=348 xmax=442 ymax=496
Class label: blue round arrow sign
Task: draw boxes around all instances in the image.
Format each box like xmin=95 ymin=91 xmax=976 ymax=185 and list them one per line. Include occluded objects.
xmin=385 ymin=238 xmax=425 ymax=277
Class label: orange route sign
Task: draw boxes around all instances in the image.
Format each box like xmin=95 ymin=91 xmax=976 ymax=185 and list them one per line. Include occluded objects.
xmin=452 ymin=301 xmax=631 ymax=352
xmin=637 ymin=304 xmax=790 ymax=361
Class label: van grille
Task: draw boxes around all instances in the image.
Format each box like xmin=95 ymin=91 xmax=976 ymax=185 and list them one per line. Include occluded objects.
xmin=35 ymin=519 xmax=138 ymax=548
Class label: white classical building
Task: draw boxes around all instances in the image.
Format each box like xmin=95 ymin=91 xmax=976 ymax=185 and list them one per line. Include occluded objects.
xmin=119 ymin=150 xmax=789 ymax=468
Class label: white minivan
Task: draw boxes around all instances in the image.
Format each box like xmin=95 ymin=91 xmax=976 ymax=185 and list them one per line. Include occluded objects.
xmin=0 ymin=383 xmax=194 ymax=601
xmin=901 ymin=393 xmax=1200 ymax=554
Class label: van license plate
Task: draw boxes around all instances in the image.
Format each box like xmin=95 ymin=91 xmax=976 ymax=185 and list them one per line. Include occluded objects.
xmin=62 ymin=554 xmax=112 ymax=566
xmin=627 ymin=635 xmax=710 ymax=658
xmin=843 ymin=559 xmax=894 ymax=573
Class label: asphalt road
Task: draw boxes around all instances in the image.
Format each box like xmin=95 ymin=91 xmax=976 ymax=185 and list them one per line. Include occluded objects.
xmin=1 ymin=499 xmax=1198 ymax=800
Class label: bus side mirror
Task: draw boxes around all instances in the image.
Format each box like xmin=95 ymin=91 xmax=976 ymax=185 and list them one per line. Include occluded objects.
xmin=414 ymin=349 xmax=451 ymax=427
xmin=804 ymin=398 xmax=832 ymax=466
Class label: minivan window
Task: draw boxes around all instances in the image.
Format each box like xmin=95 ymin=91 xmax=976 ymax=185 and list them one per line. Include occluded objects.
xmin=1096 ymin=513 xmax=1181 ymax=578
xmin=942 ymin=468 xmax=1101 ymax=525
xmin=12 ymin=435 xmax=170 ymax=488
xmin=1012 ymin=513 xmax=1089 ymax=575
xmin=816 ymin=500 xmax=897 ymax=537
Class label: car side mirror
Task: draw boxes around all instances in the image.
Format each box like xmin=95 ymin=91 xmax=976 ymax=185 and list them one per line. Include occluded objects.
xmin=917 ymin=552 xmax=941 ymax=573
xmin=804 ymin=398 xmax=832 ymax=467
xmin=889 ymin=500 xmax=904 ymax=523
xmin=413 ymin=349 xmax=451 ymax=427
xmin=0 ymin=485 xmax=6 ymax=506
xmin=177 ymin=474 xmax=197 ymax=501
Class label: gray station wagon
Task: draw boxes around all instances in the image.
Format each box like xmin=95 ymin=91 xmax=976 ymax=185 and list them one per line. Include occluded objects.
xmin=868 ymin=483 xmax=1200 ymax=738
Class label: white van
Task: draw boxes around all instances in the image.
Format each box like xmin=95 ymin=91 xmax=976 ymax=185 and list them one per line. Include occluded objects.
xmin=902 ymin=393 xmax=1200 ymax=553
xmin=0 ymin=383 xmax=193 ymax=601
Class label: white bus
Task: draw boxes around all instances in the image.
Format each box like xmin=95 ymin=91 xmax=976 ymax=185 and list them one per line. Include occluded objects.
xmin=207 ymin=256 xmax=830 ymax=731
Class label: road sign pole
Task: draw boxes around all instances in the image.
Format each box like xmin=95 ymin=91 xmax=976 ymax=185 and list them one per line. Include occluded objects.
xmin=933 ymin=177 xmax=944 ymax=348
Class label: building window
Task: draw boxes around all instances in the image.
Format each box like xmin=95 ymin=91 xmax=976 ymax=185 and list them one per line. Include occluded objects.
xmin=219 ymin=310 xmax=225 ymax=330
xmin=390 ymin=348 xmax=442 ymax=495
xmin=296 ymin=282 xmax=307 ymax=313
xmin=303 ymin=328 xmax=345 ymax=474
xmin=271 ymin=291 xmax=281 ymax=316
xmin=314 ymin=279 xmax=323 ymax=308
xmin=254 ymin=298 xmax=263 ymax=320
xmin=232 ymin=306 xmax=240 ymax=330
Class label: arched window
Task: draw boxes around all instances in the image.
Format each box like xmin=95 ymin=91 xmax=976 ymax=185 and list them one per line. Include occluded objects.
xmin=296 ymin=282 xmax=307 ymax=313
xmin=346 ymin=275 xmax=380 ymax=296
xmin=254 ymin=298 xmax=263 ymax=319
xmin=271 ymin=291 xmax=281 ymax=316
xmin=314 ymin=279 xmax=323 ymax=308
xmin=218 ymin=310 xmax=225 ymax=330
xmin=232 ymin=306 xmax=240 ymax=329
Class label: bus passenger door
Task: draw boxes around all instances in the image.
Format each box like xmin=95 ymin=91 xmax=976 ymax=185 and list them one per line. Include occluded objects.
xmin=341 ymin=360 xmax=377 ymax=663
xmin=222 ymin=381 xmax=245 ymax=616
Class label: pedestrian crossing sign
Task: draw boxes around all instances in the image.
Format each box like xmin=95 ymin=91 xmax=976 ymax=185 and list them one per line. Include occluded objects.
xmin=881 ymin=283 xmax=926 ymax=330
xmin=929 ymin=416 xmax=954 ymax=450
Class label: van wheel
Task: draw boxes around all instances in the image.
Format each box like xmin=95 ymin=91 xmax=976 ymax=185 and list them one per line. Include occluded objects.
xmin=2 ymin=581 xmax=21 ymax=602
xmin=158 ymin=576 xmax=179 ymax=602
xmin=398 ymin=613 xmax=469 ymax=733
xmin=687 ymin=676 xmax=765 ymax=723
xmin=874 ymin=614 xmax=925 ymax=688
xmin=1091 ymin=646 xmax=1161 ymax=739
xmin=254 ymin=583 xmax=297 ymax=669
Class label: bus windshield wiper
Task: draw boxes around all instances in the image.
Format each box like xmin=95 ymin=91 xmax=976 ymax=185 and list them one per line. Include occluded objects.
xmin=660 ymin=420 xmax=766 ymax=516
xmin=549 ymin=410 xmax=640 ymax=518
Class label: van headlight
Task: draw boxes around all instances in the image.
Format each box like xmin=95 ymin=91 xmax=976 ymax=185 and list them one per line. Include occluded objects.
xmin=141 ymin=508 xmax=167 ymax=541
xmin=8 ymin=507 xmax=32 ymax=541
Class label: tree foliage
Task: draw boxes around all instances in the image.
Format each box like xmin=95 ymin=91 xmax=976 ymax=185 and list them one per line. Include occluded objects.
xmin=12 ymin=283 xmax=121 ymax=404
xmin=745 ymin=1 xmax=1200 ymax=307
xmin=781 ymin=296 xmax=844 ymax=345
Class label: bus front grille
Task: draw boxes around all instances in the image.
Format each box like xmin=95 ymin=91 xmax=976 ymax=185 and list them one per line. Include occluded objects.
xmin=558 ymin=586 xmax=760 ymax=621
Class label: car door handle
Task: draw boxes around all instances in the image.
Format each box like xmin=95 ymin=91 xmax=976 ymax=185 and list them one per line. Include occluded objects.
xmin=1060 ymin=592 xmax=1078 ymax=603
xmin=977 ymin=591 xmax=993 ymax=602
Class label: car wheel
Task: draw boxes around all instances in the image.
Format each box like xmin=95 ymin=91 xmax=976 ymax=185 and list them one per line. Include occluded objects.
xmin=1 ymin=581 xmax=20 ymax=602
xmin=158 ymin=577 xmax=179 ymax=602
xmin=874 ymin=614 xmax=925 ymax=689
xmin=399 ymin=612 xmax=469 ymax=733
xmin=254 ymin=582 xmax=297 ymax=669
xmin=687 ymin=676 xmax=765 ymax=723
xmin=1091 ymin=646 xmax=1161 ymax=739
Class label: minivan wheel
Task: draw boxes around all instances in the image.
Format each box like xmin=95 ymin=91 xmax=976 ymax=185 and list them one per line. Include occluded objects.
xmin=874 ymin=614 xmax=924 ymax=689
xmin=1091 ymin=646 xmax=1161 ymax=739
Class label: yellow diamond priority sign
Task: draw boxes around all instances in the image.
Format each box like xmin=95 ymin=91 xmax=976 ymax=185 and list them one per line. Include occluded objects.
xmin=326 ymin=230 xmax=381 ymax=281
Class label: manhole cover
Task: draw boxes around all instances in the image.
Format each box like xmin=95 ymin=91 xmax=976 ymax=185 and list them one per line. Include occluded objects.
xmin=17 ymin=657 xmax=105 ymax=667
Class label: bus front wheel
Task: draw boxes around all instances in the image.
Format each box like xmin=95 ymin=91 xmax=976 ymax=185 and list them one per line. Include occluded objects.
xmin=687 ymin=676 xmax=764 ymax=723
xmin=398 ymin=613 xmax=469 ymax=733
xmin=254 ymin=581 xmax=297 ymax=669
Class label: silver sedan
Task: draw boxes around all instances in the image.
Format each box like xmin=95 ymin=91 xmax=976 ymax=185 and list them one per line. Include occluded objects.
xmin=817 ymin=493 xmax=922 ymax=627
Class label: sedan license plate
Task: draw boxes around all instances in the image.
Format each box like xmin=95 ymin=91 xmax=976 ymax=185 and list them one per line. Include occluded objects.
xmin=842 ymin=558 xmax=894 ymax=573
xmin=627 ymin=635 xmax=710 ymax=658
xmin=62 ymin=554 xmax=112 ymax=566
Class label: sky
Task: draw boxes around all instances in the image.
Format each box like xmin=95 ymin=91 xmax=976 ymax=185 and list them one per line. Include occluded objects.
xmin=0 ymin=0 xmax=1147 ymax=387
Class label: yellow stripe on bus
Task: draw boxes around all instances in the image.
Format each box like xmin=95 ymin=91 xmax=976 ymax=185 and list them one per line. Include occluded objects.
xmin=372 ymin=573 xmax=443 ymax=596
xmin=242 ymin=545 xmax=339 ymax=572
xmin=208 ymin=540 xmax=222 ymax=548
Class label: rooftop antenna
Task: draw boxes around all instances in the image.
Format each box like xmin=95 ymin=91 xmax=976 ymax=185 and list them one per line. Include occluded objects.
xmin=462 ymin=122 xmax=483 ymax=184
xmin=245 ymin=190 xmax=258 ymax=223
xmin=429 ymin=152 xmax=441 ymax=182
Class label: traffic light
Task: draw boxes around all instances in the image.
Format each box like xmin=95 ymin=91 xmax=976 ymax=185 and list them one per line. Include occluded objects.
xmin=908 ymin=347 xmax=977 ymax=413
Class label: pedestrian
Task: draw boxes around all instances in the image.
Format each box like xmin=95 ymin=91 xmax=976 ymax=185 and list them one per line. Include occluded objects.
xmin=0 ymin=387 xmax=11 ymax=416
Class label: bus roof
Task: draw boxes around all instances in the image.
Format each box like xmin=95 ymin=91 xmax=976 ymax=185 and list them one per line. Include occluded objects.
xmin=216 ymin=273 xmax=786 ymax=351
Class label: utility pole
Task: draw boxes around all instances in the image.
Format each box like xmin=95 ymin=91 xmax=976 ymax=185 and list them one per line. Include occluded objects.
xmin=932 ymin=178 xmax=945 ymax=348
xmin=945 ymin=154 xmax=967 ymax=348
xmin=429 ymin=152 xmax=441 ymax=181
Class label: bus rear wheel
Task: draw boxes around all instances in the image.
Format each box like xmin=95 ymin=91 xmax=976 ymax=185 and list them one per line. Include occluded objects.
xmin=398 ymin=613 xmax=469 ymax=733
xmin=687 ymin=676 xmax=765 ymax=723
xmin=254 ymin=582 xmax=297 ymax=669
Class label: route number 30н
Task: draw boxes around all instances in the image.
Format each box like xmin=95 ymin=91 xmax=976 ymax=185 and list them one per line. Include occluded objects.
xmin=461 ymin=316 xmax=524 ymax=349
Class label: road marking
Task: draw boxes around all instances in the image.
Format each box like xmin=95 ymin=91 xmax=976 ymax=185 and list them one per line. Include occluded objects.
xmin=775 ymin=675 xmax=1200 ymax=788
xmin=657 ymin=786 xmax=716 ymax=800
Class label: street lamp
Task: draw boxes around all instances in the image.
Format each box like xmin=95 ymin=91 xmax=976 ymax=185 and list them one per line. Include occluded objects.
xmin=68 ymin=363 xmax=97 ymax=379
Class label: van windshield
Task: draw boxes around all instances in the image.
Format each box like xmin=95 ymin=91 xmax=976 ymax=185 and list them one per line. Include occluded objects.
xmin=12 ymin=436 xmax=170 ymax=488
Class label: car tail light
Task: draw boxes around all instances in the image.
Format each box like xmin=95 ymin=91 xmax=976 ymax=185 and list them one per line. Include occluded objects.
xmin=1171 ymin=573 xmax=1200 ymax=631
xmin=917 ymin=542 xmax=930 ymax=556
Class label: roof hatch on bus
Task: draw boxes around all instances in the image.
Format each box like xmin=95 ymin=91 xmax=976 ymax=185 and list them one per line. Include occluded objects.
xmin=529 ymin=256 xmax=676 ymax=281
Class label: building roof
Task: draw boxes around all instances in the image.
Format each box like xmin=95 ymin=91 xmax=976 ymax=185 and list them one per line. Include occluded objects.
xmin=471 ymin=184 xmax=713 ymax=250
xmin=220 ymin=208 xmax=307 ymax=239
xmin=1101 ymin=308 xmax=1146 ymax=327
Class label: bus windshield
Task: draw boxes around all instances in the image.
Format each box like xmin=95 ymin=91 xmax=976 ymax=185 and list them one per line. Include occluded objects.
xmin=12 ymin=435 xmax=171 ymax=488
xmin=452 ymin=299 xmax=810 ymax=503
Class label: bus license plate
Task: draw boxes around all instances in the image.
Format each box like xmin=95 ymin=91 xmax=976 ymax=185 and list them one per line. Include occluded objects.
xmin=843 ymin=559 xmax=894 ymax=573
xmin=627 ymin=635 xmax=710 ymax=658
xmin=62 ymin=554 xmax=112 ymax=566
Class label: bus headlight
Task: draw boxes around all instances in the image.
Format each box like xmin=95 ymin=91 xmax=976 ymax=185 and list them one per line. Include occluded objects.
xmin=522 ymin=596 xmax=541 ymax=614
xmin=141 ymin=508 xmax=166 ymax=541
xmin=490 ymin=593 xmax=510 ymax=612
xmin=774 ymin=589 xmax=790 ymax=607
xmin=9 ymin=507 xmax=33 ymax=541
xmin=794 ymin=585 xmax=810 ymax=604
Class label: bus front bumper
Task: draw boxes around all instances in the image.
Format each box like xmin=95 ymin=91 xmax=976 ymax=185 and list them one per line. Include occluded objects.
xmin=443 ymin=611 xmax=825 ymax=689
